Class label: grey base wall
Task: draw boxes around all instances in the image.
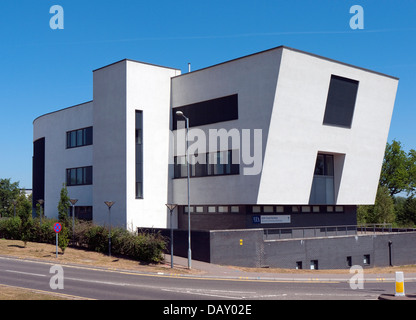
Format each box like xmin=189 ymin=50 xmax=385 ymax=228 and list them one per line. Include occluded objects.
xmin=156 ymin=228 xmax=416 ymax=269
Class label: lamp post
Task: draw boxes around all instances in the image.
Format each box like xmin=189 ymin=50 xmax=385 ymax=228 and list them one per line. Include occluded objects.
xmin=176 ymin=110 xmax=191 ymax=269
xmin=165 ymin=204 xmax=177 ymax=269
xmin=104 ymin=201 xmax=115 ymax=257
xmin=37 ymin=199 xmax=44 ymax=226
xmin=69 ymin=199 xmax=78 ymax=245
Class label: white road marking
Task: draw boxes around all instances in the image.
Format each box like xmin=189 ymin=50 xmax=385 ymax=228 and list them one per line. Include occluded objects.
xmin=5 ymin=270 xmax=46 ymax=277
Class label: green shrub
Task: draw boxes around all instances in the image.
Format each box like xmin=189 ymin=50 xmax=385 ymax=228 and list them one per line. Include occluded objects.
xmin=0 ymin=216 xmax=167 ymax=264
xmin=0 ymin=217 xmax=21 ymax=240
xmin=85 ymin=225 xmax=108 ymax=253
xmin=58 ymin=225 xmax=70 ymax=253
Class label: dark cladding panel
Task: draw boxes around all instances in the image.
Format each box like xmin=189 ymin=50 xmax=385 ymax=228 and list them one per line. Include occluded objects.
xmin=323 ymin=75 xmax=359 ymax=128
xmin=32 ymin=137 xmax=45 ymax=207
xmin=172 ymin=94 xmax=238 ymax=130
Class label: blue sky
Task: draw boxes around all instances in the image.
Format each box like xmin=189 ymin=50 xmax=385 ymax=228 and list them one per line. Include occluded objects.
xmin=0 ymin=0 xmax=415 ymax=188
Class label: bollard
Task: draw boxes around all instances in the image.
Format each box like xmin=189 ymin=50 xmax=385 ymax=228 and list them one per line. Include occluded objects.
xmin=395 ymin=271 xmax=405 ymax=297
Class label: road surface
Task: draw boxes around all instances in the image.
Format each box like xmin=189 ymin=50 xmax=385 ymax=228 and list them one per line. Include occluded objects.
xmin=0 ymin=255 xmax=413 ymax=301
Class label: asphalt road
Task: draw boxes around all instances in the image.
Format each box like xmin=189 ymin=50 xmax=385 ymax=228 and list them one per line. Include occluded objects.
xmin=0 ymin=255 xmax=413 ymax=301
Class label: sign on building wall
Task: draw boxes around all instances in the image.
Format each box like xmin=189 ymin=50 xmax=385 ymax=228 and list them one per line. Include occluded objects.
xmin=252 ymin=215 xmax=291 ymax=224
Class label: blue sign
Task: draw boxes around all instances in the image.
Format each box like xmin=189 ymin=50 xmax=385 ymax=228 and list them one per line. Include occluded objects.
xmin=252 ymin=216 xmax=261 ymax=224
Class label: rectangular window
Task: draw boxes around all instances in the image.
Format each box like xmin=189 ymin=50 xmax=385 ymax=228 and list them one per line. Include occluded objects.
xmin=301 ymin=206 xmax=310 ymax=213
xmin=136 ymin=111 xmax=143 ymax=199
xmin=72 ymin=206 xmax=93 ymax=221
xmin=231 ymin=206 xmax=240 ymax=213
xmin=314 ymin=154 xmax=334 ymax=177
xmin=264 ymin=206 xmax=274 ymax=213
xmin=323 ymin=75 xmax=359 ymax=128
xmin=172 ymin=94 xmax=238 ymax=130
xmin=66 ymin=127 xmax=93 ymax=149
xmin=252 ymin=206 xmax=261 ymax=213
xmin=276 ymin=206 xmax=284 ymax=213
xmin=174 ymin=150 xmax=239 ymax=178
xmin=66 ymin=166 xmax=92 ymax=186
xmin=363 ymin=254 xmax=371 ymax=265
xmin=310 ymin=153 xmax=335 ymax=205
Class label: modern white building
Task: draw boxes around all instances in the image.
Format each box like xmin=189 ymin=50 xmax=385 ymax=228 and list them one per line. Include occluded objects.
xmin=33 ymin=46 xmax=398 ymax=232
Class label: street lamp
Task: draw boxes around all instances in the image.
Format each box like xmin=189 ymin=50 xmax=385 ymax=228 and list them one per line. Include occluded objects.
xmin=37 ymin=199 xmax=44 ymax=226
xmin=176 ymin=110 xmax=192 ymax=269
xmin=165 ymin=203 xmax=177 ymax=269
xmin=104 ymin=201 xmax=115 ymax=257
xmin=69 ymin=199 xmax=78 ymax=245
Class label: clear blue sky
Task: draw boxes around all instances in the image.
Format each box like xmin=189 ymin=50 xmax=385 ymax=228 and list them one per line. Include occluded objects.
xmin=0 ymin=0 xmax=415 ymax=189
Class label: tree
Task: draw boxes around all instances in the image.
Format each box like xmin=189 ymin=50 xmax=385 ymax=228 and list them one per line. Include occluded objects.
xmin=399 ymin=197 xmax=416 ymax=227
xmin=0 ymin=178 xmax=20 ymax=217
xmin=380 ymin=140 xmax=416 ymax=196
xmin=357 ymin=185 xmax=395 ymax=224
xmin=57 ymin=184 xmax=70 ymax=225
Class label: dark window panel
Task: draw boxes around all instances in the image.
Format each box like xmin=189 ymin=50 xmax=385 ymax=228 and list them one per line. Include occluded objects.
xmin=66 ymin=127 xmax=93 ymax=148
xmin=323 ymin=75 xmax=359 ymax=128
xmin=172 ymin=94 xmax=238 ymax=130
xmin=174 ymin=150 xmax=240 ymax=178
xmin=135 ymin=110 xmax=143 ymax=199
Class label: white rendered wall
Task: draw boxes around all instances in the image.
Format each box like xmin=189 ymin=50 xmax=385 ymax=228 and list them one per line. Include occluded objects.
xmin=33 ymin=102 xmax=93 ymax=219
xmin=93 ymin=61 xmax=128 ymax=228
xmin=93 ymin=60 xmax=180 ymax=230
xmin=172 ymin=46 xmax=398 ymax=207
xmin=125 ymin=61 xmax=180 ymax=230
xmin=257 ymin=48 xmax=398 ymax=205
xmin=171 ymin=48 xmax=283 ymax=205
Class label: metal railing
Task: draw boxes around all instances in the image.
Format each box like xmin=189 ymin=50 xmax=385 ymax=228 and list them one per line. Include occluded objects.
xmin=263 ymin=223 xmax=416 ymax=240
xmin=264 ymin=225 xmax=358 ymax=240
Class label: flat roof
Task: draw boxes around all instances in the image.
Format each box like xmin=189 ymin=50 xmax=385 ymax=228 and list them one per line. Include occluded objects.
xmin=173 ymin=45 xmax=399 ymax=81
xmin=33 ymin=100 xmax=93 ymax=124
xmin=92 ymin=58 xmax=181 ymax=73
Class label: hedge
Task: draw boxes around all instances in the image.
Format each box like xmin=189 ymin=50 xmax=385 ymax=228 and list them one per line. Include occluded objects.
xmin=0 ymin=217 xmax=166 ymax=263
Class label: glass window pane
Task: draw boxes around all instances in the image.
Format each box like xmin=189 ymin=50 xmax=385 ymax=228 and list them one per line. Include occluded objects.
xmin=301 ymin=206 xmax=310 ymax=212
xmin=70 ymin=131 xmax=76 ymax=148
xmin=85 ymin=127 xmax=93 ymax=145
xmin=77 ymin=130 xmax=83 ymax=146
xmin=70 ymin=169 xmax=76 ymax=185
xmin=335 ymin=206 xmax=344 ymax=212
xmin=264 ymin=206 xmax=274 ymax=213
xmin=218 ymin=206 xmax=228 ymax=213
xmin=215 ymin=152 xmax=224 ymax=175
xmin=136 ymin=129 xmax=142 ymax=145
xmin=76 ymin=168 xmax=83 ymax=184
xmin=85 ymin=166 xmax=92 ymax=184
xmin=314 ymin=155 xmax=325 ymax=175
xmin=208 ymin=206 xmax=216 ymax=213
xmin=325 ymin=155 xmax=334 ymax=176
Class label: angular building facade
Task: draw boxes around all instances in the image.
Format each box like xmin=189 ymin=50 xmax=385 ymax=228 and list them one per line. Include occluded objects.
xmin=32 ymin=46 xmax=398 ymax=232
